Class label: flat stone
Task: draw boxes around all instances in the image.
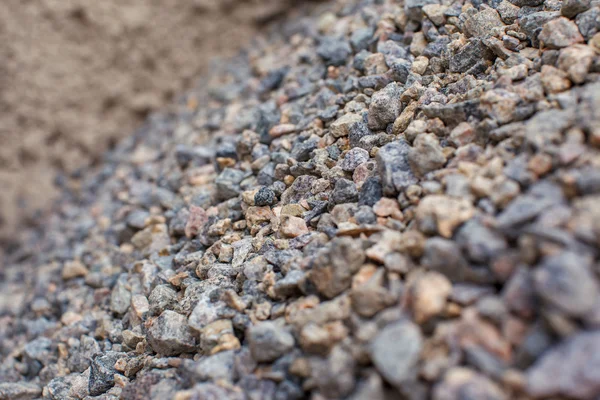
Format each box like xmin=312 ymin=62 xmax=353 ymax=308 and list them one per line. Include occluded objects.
xmin=0 ymin=382 xmax=41 ymax=400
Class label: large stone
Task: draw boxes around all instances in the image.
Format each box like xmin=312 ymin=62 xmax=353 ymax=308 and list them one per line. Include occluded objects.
xmin=309 ymin=237 xmax=366 ymax=298
xmin=519 ymin=12 xmax=561 ymax=46
xmin=370 ymin=320 xmax=423 ymax=388
xmin=376 ymin=139 xmax=418 ymax=196
xmin=147 ymin=310 xmax=196 ymax=356
xmin=422 ymin=237 xmax=467 ymax=281
xmin=408 ymin=133 xmax=447 ymax=176
xmin=464 ymin=9 xmax=506 ymax=38
xmin=558 ymin=44 xmax=594 ymax=84
xmin=527 ymin=331 xmax=600 ymax=399
xmin=562 ymin=0 xmax=591 ymax=18
xmin=89 ymin=352 xmax=123 ymax=396
xmin=368 ymin=82 xmax=404 ymax=131
xmin=332 ymin=178 xmax=359 ymax=204
xmin=317 ymin=36 xmax=352 ymax=66
xmin=539 ymin=17 xmax=584 ymax=48
xmin=215 ymin=168 xmax=248 ymax=201
xmin=450 ymin=39 xmax=495 ymax=73
xmin=410 ymin=271 xmax=452 ymax=324
xmin=405 ymin=0 xmax=441 ymax=21
xmin=534 ymin=251 xmax=599 ymax=317
xmin=311 ymin=345 xmax=357 ymax=398
xmin=0 ymin=383 xmax=41 ymax=400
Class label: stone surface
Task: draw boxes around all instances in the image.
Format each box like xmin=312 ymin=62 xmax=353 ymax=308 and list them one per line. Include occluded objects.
xmin=2 ymin=0 xmax=600 ymax=399
xmin=310 ymin=237 xmax=366 ymax=298
xmin=368 ymin=83 xmax=404 ymax=130
xmin=147 ymin=311 xmax=196 ymax=356
xmin=247 ymin=321 xmax=295 ymax=363
xmin=539 ymin=17 xmax=585 ymax=48
xmin=280 ymin=216 xmax=309 ymax=238
xmin=370 ymin=320 xmax=423 ymax=388
xmin=377 ymin=139 xmax=418 ymax=196
xmin=527 ymin=331 xmax=600 ymax=399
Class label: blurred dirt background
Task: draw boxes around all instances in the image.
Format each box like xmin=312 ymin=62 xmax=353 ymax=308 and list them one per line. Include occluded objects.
xmin=0 ymin=0 xmax=301 ymax=244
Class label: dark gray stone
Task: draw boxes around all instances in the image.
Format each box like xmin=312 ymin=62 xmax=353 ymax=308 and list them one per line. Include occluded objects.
xmin=317 ymin=36 xmax=352 ymax=66
xmin=254 ymin=187 xmax=276 ymax=206
xmin=332 ymin=178 xmax=359 ymax=204
xmin=450 ymin=39 xmax=496 ymax=73
xmin=358 ymin=176 xmax=383 ymax=207
xmin=215 ymin=168 xmax=248 ymax=201
xmin=376 ymin=139 xmax=418 ymax=196
xmin=350 ymin=27 xmax=375 ymax=52
xmin=89 ymin=352 xmax=123 ymax=396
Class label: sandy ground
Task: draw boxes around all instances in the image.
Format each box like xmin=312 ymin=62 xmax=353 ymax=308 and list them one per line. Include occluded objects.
xmin=0 ymin=0 xmax=300 ymax=244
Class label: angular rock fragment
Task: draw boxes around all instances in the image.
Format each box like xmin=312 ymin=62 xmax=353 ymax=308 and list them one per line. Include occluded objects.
xmin=147 ymin=311 xmax=196 ymax=356
xmin=368 ymin=83 xmax=404 ymax=131
xmin=376 ymin=139 xmax=418 ymax=196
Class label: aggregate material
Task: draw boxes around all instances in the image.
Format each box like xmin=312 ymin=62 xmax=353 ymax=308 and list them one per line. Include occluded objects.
xmin=2 ymin=0 xmax=600 ymax=398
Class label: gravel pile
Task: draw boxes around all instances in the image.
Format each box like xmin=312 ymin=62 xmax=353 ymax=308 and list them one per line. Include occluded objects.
xmin=2 ymin=0 xmax=600 ymax=398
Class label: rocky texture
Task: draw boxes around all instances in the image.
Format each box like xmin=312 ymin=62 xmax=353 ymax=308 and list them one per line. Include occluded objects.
xmin=0 ymin=0 xmax=318 ymax=244
xmin=2 ymin=0 xmax=600 ymax=399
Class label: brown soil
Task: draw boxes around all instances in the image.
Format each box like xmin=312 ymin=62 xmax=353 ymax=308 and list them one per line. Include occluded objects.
xmin=0 ymin=0 xmax=299 ymax=243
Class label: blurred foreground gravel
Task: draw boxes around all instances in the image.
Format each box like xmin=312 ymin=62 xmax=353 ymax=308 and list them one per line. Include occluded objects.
xmin=1 ymin=0 xmax=600 ymax=398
